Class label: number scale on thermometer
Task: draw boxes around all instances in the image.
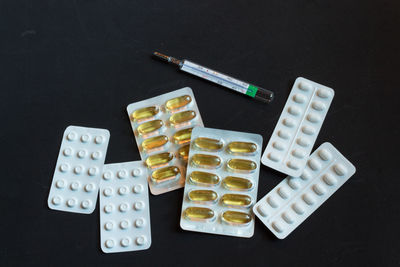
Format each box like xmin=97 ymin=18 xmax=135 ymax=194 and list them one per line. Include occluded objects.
xmin=153 ymin=52 xmax=274 ymax=103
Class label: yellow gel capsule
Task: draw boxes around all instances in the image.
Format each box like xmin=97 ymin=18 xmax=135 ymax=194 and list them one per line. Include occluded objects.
xmin=131 ymin=106 xmax=159 ymax=121
xmin=193 ymin=137 xmax=223 ymax=151
xmin=177 ymin=144 xmax=190 ymax=161
xmin=189 ymin=171 xmax=220 ymax=186
xmin=222 ymin=176 xmax=253 ymax=191
xmin=172 ymin=128 xmax=193 ymax=144
xmin=151 ymin=166 xmax=180 ymax=183
xmin=188 ymin=190 xmax=218 ymax=203
xmin=183 ymin=207 xmax=214 ymax=221
xmin=191 ymin=154 xmax=221 ymax=169
xmin=227 ymin=159 xmax=257 ymax=172
xmin=169 ymin=110 xmax=196 ymax=125
xmin=221 ymin=194 xmax=252 ymax=207
xmin=227 ymin=142 xmax=257 ymax=155
xmin=165 ymin=95 xmax=192 ymax=111
xmin=137 ymin=120 xmax=163 ymax=135
xmin=142 ymin=135 xmax=168 ymax=151
xmin=145 ymin=152 xmax=173 ymax=168
xmin=222 ymin=211 xmax=252 ymax=225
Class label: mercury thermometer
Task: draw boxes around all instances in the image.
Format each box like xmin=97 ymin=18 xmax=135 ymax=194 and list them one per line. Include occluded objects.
xmin=153 ymin=52 xmax=274 ymax=103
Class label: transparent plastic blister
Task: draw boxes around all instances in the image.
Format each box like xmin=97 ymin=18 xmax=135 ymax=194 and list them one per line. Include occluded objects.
xmin=180 ymin=127 xmax=263 ymax=238
xmin=47 ymin=126 xmax=110 ymax=214
xmin=254 ymin=142 xmax=356 ymax=239
xmin=261 ymin=77 xmax=335 ymax=177
xmin=126 ymin=87 xmax=204 ymax=195
xmin=99 ymin=161 xmax=151 ymax=253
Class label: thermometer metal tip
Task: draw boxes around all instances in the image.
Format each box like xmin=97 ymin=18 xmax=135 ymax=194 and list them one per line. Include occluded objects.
xmin=153 ymin=51 xmax=274 ymax=103
xmin=153 ymin=52 xmax=181 ymax=66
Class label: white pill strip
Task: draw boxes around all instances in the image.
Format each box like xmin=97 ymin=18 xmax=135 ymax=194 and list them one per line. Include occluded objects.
xmin=99 ymin=161 xmax=151 ymax=253
xmin=48 ymin=126 xmax=110 ymax=214
xmin=261 ymin=77 xmax=334 ymax=177
xmin=254 ymin=142 xmax=355 ymax=239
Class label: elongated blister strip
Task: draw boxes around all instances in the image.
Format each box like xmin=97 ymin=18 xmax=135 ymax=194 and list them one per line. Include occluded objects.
xmin=180 ymin=127 xmax=262 ymax=238
xmin=47 ymin=126 xmax=110 ymax=214
xmin=127 ymin=87 xmax=204 ymax=195
xmin=99 ymin=161 xmax=151 ymax=253
xmin=261 ymin=77 xmax=334 ymax=177
xmin=254 ymin=142 xmax=355 ymax=239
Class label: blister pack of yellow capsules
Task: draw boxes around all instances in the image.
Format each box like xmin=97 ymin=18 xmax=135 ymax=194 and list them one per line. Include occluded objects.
xmin=127 ymin=88 xmax=204 ymax=195
xmin=180 ymin=127 xmax=262 ymax=237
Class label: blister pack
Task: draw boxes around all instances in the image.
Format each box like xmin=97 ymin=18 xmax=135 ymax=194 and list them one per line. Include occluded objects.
xmin=47 ymin=126 xmax=110 ymax=214
xmin=127 ymin=87 xmax=204 ymax=195
xmin=180 ymin=127 xmax=263 ymax=238
xmin=254 ymin=142 xmax=355 ymax=239
xmin=99 ymin=161 xmax=151 ymax=253
xmin=261 ymin=77 xmax=334 ymax=177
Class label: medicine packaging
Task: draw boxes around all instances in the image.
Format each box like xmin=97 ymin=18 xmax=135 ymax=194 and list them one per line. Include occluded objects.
xmin=180 ymin=127 xmax=262 ymax=238
xmin=47 ymin=126 xmax=110 ymax=214
xmin=127 ymin=87 xmax=203 ymax=195
xmin=254 ymin=142 xmax=355 ymax=239
xmin=99 ymin=161 xmax=151 ymax=253
xmin=261 ymin=77 xmax=334 ymax=177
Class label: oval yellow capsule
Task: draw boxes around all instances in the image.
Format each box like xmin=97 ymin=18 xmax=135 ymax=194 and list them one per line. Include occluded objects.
xmin=227 ymin=158 xmax=257 ymax=172
xmin=189 ymin=171 xmax=220 ymax=186
xmin=165 ymin=95 xmax=192 ymax=111
xmin=221 ymin=194 xmax=252 ymax=207
xmin=222 ymin=176 xmax=253 ymax=191
xmin=188 ymin=190 xmax=218 ymax=203
xmin=169 ymin=110 xmax=196 ymax=125
xmin=151 ymin=166 xmax=180 ymax=183
xmin=172 ymin=128 xmax=193 ymax=144
xmin=145 ymin=152 xmax=173 ymax=168
xmin=142 ymin=135 xmax=168 ymax=151
xmin=131 ymin=106 xmax=159 ymax=121
xmin=177 ymin=144 xmax=190 ymax=161
xmin=227 ymin=142 xmax=257 ymax=155
xmin=183 ymin=207 xmax=214 ymax=221
xmin=191 ymin=154 xmax=222 ymax=169
xmin=193 ymin=137 xmax=223 ymax=151
xmin=137 ymin=120 xmax=163 ymax=135
xmin=222 ymin=211 xmax=252 ymax=225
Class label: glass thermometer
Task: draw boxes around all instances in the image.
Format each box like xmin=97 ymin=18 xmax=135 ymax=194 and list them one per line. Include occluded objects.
xmin=153 ymin=52 xmax=274 ymax=103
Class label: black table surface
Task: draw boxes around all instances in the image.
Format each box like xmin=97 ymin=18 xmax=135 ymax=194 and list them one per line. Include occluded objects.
xmin=1 ymin=0 xmax=399 ymax=266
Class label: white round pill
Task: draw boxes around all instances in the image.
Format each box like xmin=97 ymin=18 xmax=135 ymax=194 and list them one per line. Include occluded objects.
xmin=63 ymin=148 xmax=72 ymax=156
xmin=135 ymin=218 xmax=145 ymax=228
xmin=136 ymin=236 xmax=147 ymax=246
xmin=81 ymin=134 xmax=90 ymax=143
xmin=132 ymin=168 xmax=142 ymax=177
xmin=120 ymin=220 xmax=129 ymax=229
xmin=52 ymin=196 xmax=62 ymax=205
xmin=119 ymin=203 xmax=129 ymax=212
xmin=133 ymin=184 xmax=144 ymax=194
xmin=67 ymin=132 xmax=77 ymax=141
xmin=95 ymin=135 xmax=104 ymax=144
xmin=81 ymin=200 xmax=92 ymax=209
xmin=105 ymin=239 xmax=114 ymax=248
xmin=134 ymin=201 xmax=145 ymax=211
xmin=104 ymin=221 xmax=114 ymax=231
xmin=56 ymin=179 xmax=66 ymax=189
xmin=67 ymin=198 xmax=76 ymax=207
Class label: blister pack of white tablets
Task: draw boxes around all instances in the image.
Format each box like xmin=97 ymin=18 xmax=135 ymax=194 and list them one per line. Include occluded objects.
xmin=127 ymin=87 xmax=204 ymax=195
xmin=254 ymin=142 xmax=355 ymax=239
xmin=48 ymin=126 xmax=110 ymax=214
xmin=180 ymin=127 xmax=263 ymax=238
xmin=261 ymin=77 xmax=334 ymax=177
xmin=99 ymin=161 xmax=151 ymax=253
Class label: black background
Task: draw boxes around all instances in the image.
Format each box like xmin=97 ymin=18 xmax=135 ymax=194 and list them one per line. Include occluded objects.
xmin=1 ymin=0 xmax=399 ymax=266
